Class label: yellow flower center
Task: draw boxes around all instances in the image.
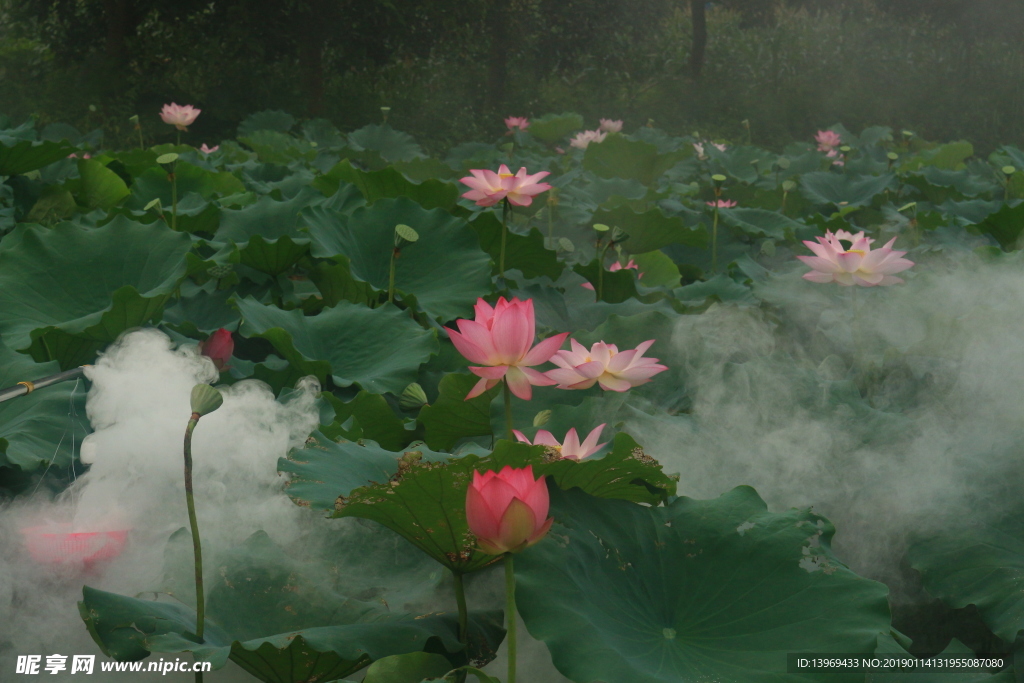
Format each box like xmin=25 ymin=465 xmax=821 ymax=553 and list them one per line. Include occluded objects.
xmin=499 ymin=173 xmax=514 ymax=179
xmin=846 ymin=248 xmax=866 ymax=256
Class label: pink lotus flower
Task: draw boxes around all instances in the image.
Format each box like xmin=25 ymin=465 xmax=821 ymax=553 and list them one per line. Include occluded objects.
xmin=505 ymin=116 xmax=530 ymax=132
xmin=447 ymin=297 xmax=569 ymax=400
xmin=706 ymin=200 xmax=737 ymax=208
xmin=546 ymin=340 xmax=667 ymax=392
xmin=581 ymin=259 xmax=642 ymax=290
xmin=199 ymin=143 xmax=219 ymax=154
xmin=797 ymin=229 xmax=914 ymax=287
xmin=466 ymin=465 xmax=553 ymax=555
xmin=512 ymin=424 xmax=607 ymax=461
xmin=160 ymin=103 xmax=201 ymax=131
xmin=692 ymin=141 xmax=727 ymax=159
xmin=199 ymin=328 xmax=233 ymax=371
xmin=599 ymin=119 xmax=623 ymax=133
xmin=459 ymin=164 xmax=552 ymax=207
xmin=569 ymin=130 xmax=607 ymax=150
xmin=67 ymin=152 xmax=91 ymax=159
xmin=815 ymin=130 xmax=842 ymax=152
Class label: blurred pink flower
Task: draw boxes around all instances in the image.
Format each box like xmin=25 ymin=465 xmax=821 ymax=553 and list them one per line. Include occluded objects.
xmin=199 ymin=328 xmax=233 ymax=371
xmin=581 ymin=259 xmax=642 ymax=290
xmin=513 ymin=424 xmax=607 ymax=461
xmin=466 ymin=465 xmax=553 ymax=555
xmin=505 ymin=116 xmax=530 ymax=132
xmin=67 ymin=152 xmax=91 ymax=159
xmin=459 ymin=164 xmax=552 ymax=207
xmin=599 ymin=119 xmax=623 ymax=133
xmin=199 ymin=143 xmax=219 ymax=154
xmin=797 ymin=229 xmax=914 ymax=286
xmin=692 ymin=141 xmax=727 ymax=159
xmin=160 ymin=103 xmax=201 ymax=131
xmin=447 ymin=297 xmax=569 ymax=400
xmin=706 ymin=200 xmax=737 ymax=208
xmin=546 ymin=340 xmax=667 ymax=392
xmin=815 ymin=130 xmax=842 ymax=152
xmin=569 ymin=130 xmax=607 ymax=150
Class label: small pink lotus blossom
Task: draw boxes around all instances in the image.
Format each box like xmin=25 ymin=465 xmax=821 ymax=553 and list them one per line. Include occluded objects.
xmin=160 ymin=103 xmax=201 ymax=131
xmin=459 ymin=164 xmax=552 ymax=207
xmin=692 ymin=141 xmax=727 ymax=159
xmin=466 ymin=465 xmax=553 ymax=555
xmin=199 ymin=143 xmax=219 ymax=154
xmin=447 ymin=297 xmax=569 ymax=400
xmin=815 ymin=130 xmax=842 ymax=152
xmin=505 ymin=116 xmax=530 ymax=132
xmin=546 ymin=339 xmax=667 ymax=392
xmin=67 ymin=152 xmax=91 ymax=159
xmin=706 ymin=200 xmax=737 ymax=208
xmin=513 ymin=424 xmax=607 ymax=461
xmin=555 ymin=147 xmax=566 ymax=155
xmin=569 ymin=130 xmax=607 ymax=150
xmin=581 ymin=259 xmax=642 ymax=290
xmin=599 ymin=119 xmax=623 ymax=133
xmin=797 ymin=229 xmax=914 ymax=287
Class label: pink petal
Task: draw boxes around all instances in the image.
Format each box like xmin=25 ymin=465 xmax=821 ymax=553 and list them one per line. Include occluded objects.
xmin=448 ymin=325 xmax=493 ymax=365
xmin=520 ymin=366 xmax=556 ymax=387
xmin=521 ymin=332 xmax=570 ymax=366
xmin=464 ymin=377 xmax=497 ymax=400
xmin=803 ymin=270 xmax=837 ymax=283
xmin=504 ymin=366 xmax=534 ymax=400
xmin=531 ymin=430 xmax=560 ymax=447
xmin=496 ymin=498 xmax=538 ymax=552
xmin=470 ymin=365 xmax=509 ymax=380
xmin=512 ymin=430 xmax=532 ymax=444
xmin=598 ymin=375 xmax=635 ymax=391
xmin=466 ymin=483 xmax=500 ymax=540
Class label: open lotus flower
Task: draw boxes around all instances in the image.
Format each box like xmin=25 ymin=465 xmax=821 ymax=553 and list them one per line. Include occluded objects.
xmin=706 ymin=199 xmax=737 ymax=208
xmin=505 ymin=116 xmax=530 ymax=132
xmin=160 ymin=103 xmax=201 ymax=131
xmin=815 ymin=129 xmax=842 ymax=152
xmin=581 ymin=259 xmax=642 ymax=290
xmin=569 ymin=130 xmax=607 ymax=150
xmin=447 ymin=297 xmax=568 ymax=400
xmin=199 ymin=143 xmax=219 ymax=154
xmin=546 ymin=340 xmax=667 ymax=391
xmin=466 ymin=465 xmax=553 ymax=555
xmin=459 ymin=164 xmax=552 ymax=207
xmin=599 ymin=119 xmax=623 ymax=133
xmin=199 ymin=328 xmax=233 ymax=371
xmin=797 ymin=229 xmax=914 ymax=286
xmin=512 ymin=424 xmax=607 ymax=460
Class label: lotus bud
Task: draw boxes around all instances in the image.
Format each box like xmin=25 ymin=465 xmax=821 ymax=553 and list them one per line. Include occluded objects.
xmin=400 ymin=382 xmax=428 ymax=411
xmin=190 ymin=384 xmax=223 ymax=418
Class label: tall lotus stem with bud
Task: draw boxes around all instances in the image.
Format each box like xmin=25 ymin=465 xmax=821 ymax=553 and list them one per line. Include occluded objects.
xmin=156 ymin=153 xmax=180 ymax=230
xmin=389 ymin=224 xmax=419 ymax=304
xmin=183 ymin=383 xmax=223 ymax=682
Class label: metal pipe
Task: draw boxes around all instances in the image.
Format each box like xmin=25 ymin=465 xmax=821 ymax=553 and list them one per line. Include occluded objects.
xmin=0 ymin=366 xmax=89 ymax=403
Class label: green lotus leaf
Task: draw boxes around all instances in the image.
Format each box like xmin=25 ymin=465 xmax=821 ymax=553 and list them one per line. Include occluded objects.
xmin=872 ymin=635 xmax=1013 ymax=683
xmin=908 ymin=509 xmax=1024 ymax=643
xmin=471 ymin=212 xmax=563 ymax=280
xmin=0 ymin=138 xmax=75 ymax=176
xmin=237 ymin=297 xmax=438 ymax=394
xmin=279 ymin=430 xmax=450 ymax=511
xmin=630 ymin=250 xmax=681 ymax=288
xmin=313 ymin=160 xmax=459 ymax=211
xmin=66 ymin=159 xmax=130 ymax=210
xmin=515 ymin=486 xmax=891 ymax=683
xmin=308 ymin=255 xmax=377 ymax=307
xmin=583 ymin=134 xmax=688 ymax=186
xmin=0 ymin=217 xmax=191 ymax=366
xmin=975 ymin=202 xmax=1024 ymax=250
xmin=573 ymin=259 xmax=641 ymax=303
xmin=216 ymin=188 xmax=316 ymax=243
xmin=899 ymin=141 xmax=974 ymax=172
xmin=162 ymin=287 xmax=241 ymax=335
xmin=129 ymin=162 xmax=216 ymax=208
xmin=591 ymin=204 xmax=708 ymax=252
xmin=319 ymin=390 xmax=411 ymax=451
xmin=0 ymin=340 xmax=89 ymax=471
xmin=527 ymin=112 xmax=584 ymax=143
xmin=799 ymin=172 xmax=895 ymax=207
xmin=237 ymin=110 xmax=296 ymax=136
xmin=305 ymin=198 xmax=491 ymax=320
xmin=80 ymin=532 xmax=505 ymax=682
xmin=417 ymin=373 xmax=499 ymax=451
xmin=237 ymin=233 xmax=310 ymax=275
xmin=326 ymin=436 xmax=676 ymax=573
xmin=24 ymin=185 xmax=77 ymax=224
xmin=348 ymin=124 xmax=425 ymax=163
xmin=362 ymin=652 xmax=454 ymax=683
xmin=719 ymin=207 xmax=806 ymax=240
xmin=239 ymin=130 xmax=316 ymax=164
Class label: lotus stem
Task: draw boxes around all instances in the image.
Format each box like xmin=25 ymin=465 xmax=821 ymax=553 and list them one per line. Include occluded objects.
xmin=171 ymin=169 xmax=178 ymax=231
xmin=505 ymin=553 xmax=517 ymax=683
xmin=499 ymin=198 xmax=510 ymax=285
xmin=183 ymin=414 xmax=205 ymax=645
xmin=597 ymin=239 xmax=612 ymax=302
xmin=711 ymin=206 xmax=720 ymax=274
xmin=453 ymin=571 xmax=469 ymax=683
xmin=503 ymin=380 xmax=514 ymax=441
xmin=388 ymin=247 xmax=398 ymax=304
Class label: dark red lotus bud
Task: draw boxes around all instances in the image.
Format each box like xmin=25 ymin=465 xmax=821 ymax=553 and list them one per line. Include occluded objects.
xmin=199 ymin=328 xmax=233 ymax=371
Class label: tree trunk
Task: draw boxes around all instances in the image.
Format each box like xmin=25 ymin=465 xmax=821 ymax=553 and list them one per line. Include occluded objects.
xmin=690 ymin=0 xmax=707 ymax=80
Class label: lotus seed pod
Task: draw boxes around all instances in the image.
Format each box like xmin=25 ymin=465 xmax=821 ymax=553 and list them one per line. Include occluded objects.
xmin=207 ymin=264 xmax=233 ymax=279
xmin=400 ymin=382 xmax=428 ymax=410
xmin=190 ymin=383 xmax=223 ymax=417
